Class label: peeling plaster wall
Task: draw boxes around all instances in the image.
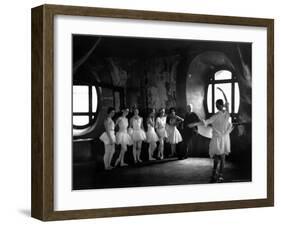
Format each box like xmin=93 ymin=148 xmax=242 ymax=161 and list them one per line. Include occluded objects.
xmin=186 ymin=51 xmax=235 ymax=119
xmin=105 ymin=56 xmax=181 ymax=111
xmin=108 ymin=58 xmax=131 ymax=87
xmin=145 ymin=56 xmax=180 ymax=110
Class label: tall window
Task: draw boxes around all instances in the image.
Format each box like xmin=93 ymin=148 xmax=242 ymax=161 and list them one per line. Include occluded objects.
xmin=207 ymin=70 xmax=240 ymax=115
xmin=73 ymin=85 xmax=98 ymax=129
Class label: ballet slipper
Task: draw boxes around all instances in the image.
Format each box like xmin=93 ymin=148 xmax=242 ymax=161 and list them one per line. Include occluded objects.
xmin=217 ymin=174 xmax=224 ymax=182
xmin=105 ymin=166 xmax=113 ymax=170
xmin=121 ymin=162 xmax=128 ymax=167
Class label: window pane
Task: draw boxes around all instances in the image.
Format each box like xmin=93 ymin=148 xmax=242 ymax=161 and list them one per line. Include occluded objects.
xmin=207 ymin=84 xmax=213 ymax=113
xmin=73 ymin=116 xmax=89 ymax=126
xmin=234 ymin=82 xmax=240 ymax=113
xmin=73 ymin=86 xmax=89 ymax=112
xmin=92 ymin=86 xmax=98 ymax=113
xmin=214 ymin=70 xmax=232 ymax=80
xmin=214 ymin=83 xmax=232 ymax=113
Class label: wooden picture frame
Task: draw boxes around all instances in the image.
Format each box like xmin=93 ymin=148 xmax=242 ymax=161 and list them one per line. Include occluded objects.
xmin=31 ymin=4 xmax=274 ymax=221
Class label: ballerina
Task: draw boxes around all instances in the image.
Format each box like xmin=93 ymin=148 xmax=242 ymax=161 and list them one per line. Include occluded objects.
xmin=99 ymin=107 xmax=116 ymax=170
xmin=203 ymin=87 xmax=233 ymax=182
xmin=129 ymin=108 xmax=146 ymax=163
xmin=155 ymin=108 xmax=168 ymax=159
xmin=115 ymin=107 xmax=132 ymax=167
xmin=146 ymin=109 xmax=158 ymax=161
xmin=166 ymin=107 xmax=184 ymax=157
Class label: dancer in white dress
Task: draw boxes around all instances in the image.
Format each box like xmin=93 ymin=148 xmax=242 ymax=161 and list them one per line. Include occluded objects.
xmin=146 ymin=109 xmax=158 ymax=160
xmin=166 ymin=108 xmax=184 ymax=157
xmin=155 ymin=108 xmax=168 ymax=159
xmin=130 ymin=108 xmax=146 ymax=163
xmin=203 ymin=87 xmax=233 ymax=182
xmin=99 ymin=107 xmax=116 ymax=170
xmin=115 ymin=108 xmax=132 ymax=167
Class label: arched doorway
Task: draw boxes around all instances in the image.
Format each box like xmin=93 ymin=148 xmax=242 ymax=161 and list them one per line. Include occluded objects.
xmin=185 ymin=51 xmax=237 ymax=119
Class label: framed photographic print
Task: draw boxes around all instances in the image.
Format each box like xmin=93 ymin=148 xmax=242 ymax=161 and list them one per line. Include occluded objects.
xmin=31 ymin=4 xmax=274 ymax=221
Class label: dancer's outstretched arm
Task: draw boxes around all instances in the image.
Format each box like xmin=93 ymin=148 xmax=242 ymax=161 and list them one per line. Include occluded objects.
xmin=176 ymin=115 xmax=184 ymax=121
xmin=217 ymin=87 xmax=229 ymax=112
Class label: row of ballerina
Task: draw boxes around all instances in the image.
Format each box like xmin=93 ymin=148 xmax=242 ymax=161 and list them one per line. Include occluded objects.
xmin=100 ymin=107 xmax=184 ymax=170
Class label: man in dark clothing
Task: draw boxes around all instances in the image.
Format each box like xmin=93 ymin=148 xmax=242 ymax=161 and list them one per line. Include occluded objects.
xmin=182 ymin=104 xmax=200 ymax=159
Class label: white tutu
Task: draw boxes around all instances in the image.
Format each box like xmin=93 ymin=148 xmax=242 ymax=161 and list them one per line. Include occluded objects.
xmin=209 ymin=134 xmax=230 ymax=158
xmin=204 ymin=111 xmax=232 ymax=158
xmin=129 ymin=117 xmax=146 ymax=142
xmin=116 ymin=131 xmax=133 ymax=145
xmin=156 ymin=116 xmax=168 ymax=138
xmin=128 ymin=127 xmax=133 ymax=136
xmin=166 ymin=125 xmax=182 ymax=144
xmin=132 ymin=129 xmax=146 ymax=141
xmin=156 ymin=127 xmax=168 ymax=138
xmin=99 ymin=131 xmax=116 ymax=145
xmin=146 ymin=126 xmax=159 ymax=143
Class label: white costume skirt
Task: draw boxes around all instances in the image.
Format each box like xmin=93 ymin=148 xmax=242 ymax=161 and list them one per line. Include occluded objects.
xmin=116 ymin=131 xmax=133 ymax=145
xmin=166 ymin=125 xmax=182 ymax=144
xmin=99 ymin=131 xmax=116 ymax=145
xmin=156 ymin=127 xmax=168 ymax=138
xmin=146 ymin=127 xmax=159 ymax=143
xmin=131 ymin=129 xmax=146 ymax=142
xmin=209 ymin=134 xmax=231 ymax=158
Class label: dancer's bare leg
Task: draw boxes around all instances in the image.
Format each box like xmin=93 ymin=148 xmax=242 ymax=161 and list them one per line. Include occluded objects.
xmin=218 ymin=154 xmax=225 ymax=182
xmin=103 ymin=144 xmax=110 ymax=169
xmin=158 ymin=138 xmax=164 ymax=159
xmin=170 ymin=144 xmax=176 ymax=157
xmin=132 ymin=142 xmax=137 ymax=163
xmin=108 ymin=144 xmax=115 ymax=168
xmin=210 ymin=155 xmax=219 ymax=182
xmin=136 ymin=141 xmax=142 ymax=162
xmin=149 ymin=142 xmax=156 ymax=160
xmin=120 ymin=144 xmax=128 ymax=166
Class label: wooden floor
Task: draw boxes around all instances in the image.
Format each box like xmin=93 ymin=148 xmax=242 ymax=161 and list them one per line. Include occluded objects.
xmin=73 ymin=157 xmax=251 ymax=190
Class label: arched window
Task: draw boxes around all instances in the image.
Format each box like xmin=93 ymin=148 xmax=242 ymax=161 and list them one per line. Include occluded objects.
xmin=73 ymin=85 xmax=98 ymax=130
xmin=72 ymin=82 xmax=124 ymax=137
xmin=207 ymin=70 xmax=240 ymax=116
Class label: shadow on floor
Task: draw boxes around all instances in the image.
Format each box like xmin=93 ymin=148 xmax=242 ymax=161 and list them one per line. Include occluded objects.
xmin=73 ymin=157 xmax=251 ymax=190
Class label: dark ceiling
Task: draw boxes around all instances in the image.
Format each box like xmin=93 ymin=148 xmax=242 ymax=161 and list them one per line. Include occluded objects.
xmin=72 ymin=34 xmax=251 ymax=63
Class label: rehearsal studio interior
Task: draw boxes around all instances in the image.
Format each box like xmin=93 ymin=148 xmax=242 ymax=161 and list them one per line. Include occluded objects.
xmin=72 ymin=35 xmax=252 ymax=189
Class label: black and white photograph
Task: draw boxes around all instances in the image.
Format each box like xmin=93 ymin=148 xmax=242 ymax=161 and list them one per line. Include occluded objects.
xmin=72 ymin=34 xmax=252 ymax=190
